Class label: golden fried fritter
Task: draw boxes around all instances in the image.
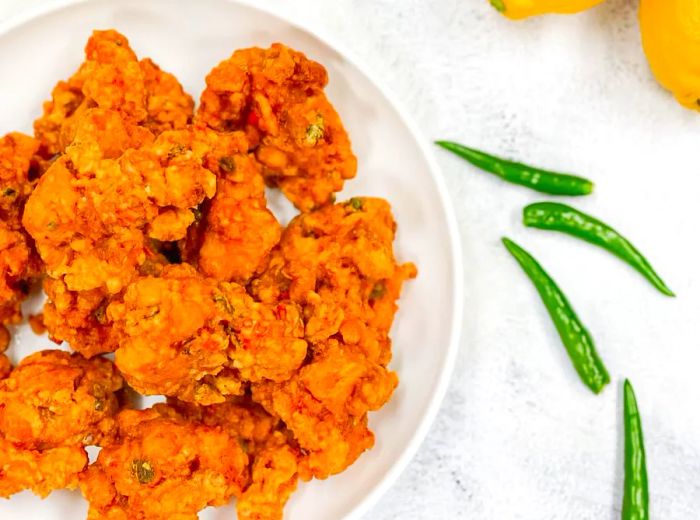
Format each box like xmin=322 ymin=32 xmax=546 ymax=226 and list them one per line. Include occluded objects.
xmin=34 ymin=30 xmax=193 ymax=158
xmin=3 ymin=29 xmax=414 ymax=520
xmin=139 ymin=57 xmax=194 ymax=135
xmin=252 ymin=339 xmax=393 ymax=480
xmin=197 ymin=44 xmax=357 ymax=211
xmin=42 ymin=278 xmax=120 ymax=358
xmin=0 ymin=439 xmax=86 ymax=498
xmin=80 ymin=404 xmax=249 ymax=520
xmin=0 ymin=132 xmax=41 ymax=225
xmin=187 ymin=129 xmax=281 ymax=283
xmin=24 ymin=110 xmax=217 ymax=355
xmin=248 ymin=198 xmax=415 ymax=479
xmin=0 ymin=222 xmax=36 ymax=325
xmin=109 ymin=264 xmax=306 ymax=404
xmin=237 ymin=430 xmax=299 ymax=520
xmin=33 ymin=79 xmax=84 ymax=159
xmin=0 ymin=133 xmax=43 ymax=325
xmin=0 ymin=350 xmax=124 ymax=497
xmin=0 ymin=350 xmax=123 ymax=448
xmin=252 ymin=197 xmax=417 ymax=365
xmin=171 ymin=398 xmax=300 ymax=520
xmin=170 ymin=397 xmax=280 ymax=454
xmin=28 ymin=30 xmax=198 ymax=356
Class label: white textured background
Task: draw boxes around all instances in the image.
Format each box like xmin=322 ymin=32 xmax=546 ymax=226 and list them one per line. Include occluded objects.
xmin=2 ymin=1 xmax=700 ymax=519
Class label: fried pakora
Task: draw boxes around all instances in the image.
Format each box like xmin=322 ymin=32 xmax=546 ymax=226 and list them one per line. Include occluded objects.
xmin=109 ymin=264 xmax=306 ymax=404
xmin=252 ymin=197 xmax=417 ymax=365
xmin=34 ymin=30 xmax=193 ymax=158
xmin=0 ymin=350 xmax=124 ymax=497
xmin=80 ymin=404 xmax=249 ymax=520
xmin=252 ymin=339 xmax=392 ymax=480
xmin=170 ymin=398 xmax=300 ymax=520
xmin=27 ymin=30 xmax=198 ymax=356
xmin=185 ymin=130 xmax=281 ymax=283
xmin=24 ymin=110 xmax=218 ymax=355
xmin=197 ymin=44 xmax=357 ymax=211
xmin=4 ymin=30 xmax=415 ymax=520
xmin=249 ymin=198 xmax=415 ymax=479
xmin=0 ymin=133 xmax=43 ymax=326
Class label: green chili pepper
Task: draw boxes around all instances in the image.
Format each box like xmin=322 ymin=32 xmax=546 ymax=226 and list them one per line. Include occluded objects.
xmin=502 ymin=237 xmax=610 ymax=394
xmin=622 ymin=379 xmax=649 ymax=520
xmin=435 ymin=141 xmax=593 ymax=196
xmin=131 ymin=459 xmax=155 ymax=484
xmin=523 ymin=202 xmax=674 ymax=297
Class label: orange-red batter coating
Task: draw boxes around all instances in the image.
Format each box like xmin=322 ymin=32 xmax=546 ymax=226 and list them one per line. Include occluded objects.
xmin=0 ymin=355 xmax=10 ymax=380
xmin=197 ymin=44 xmax=357 ymax=211
xmin=252 ymin=197 xmax=417 ymax=364
xmin=171 ymin=398 xmax=300 ymax=520
xmin=250 ymin=198 xmax=415 ymax=479
xmin=41 ymin=278 xmax=120 ymax=358
xmin=185 ymin=129 xmax=281 ymax=283
xmin=0 ymin=133 xmax=43 ymax=326
xmin=0 ymin=350 xmax=124 ymax=497
xmin=27 ymin=30 xmax=197 ymax=355
xmin=3 ymin=30 xmax=414 ymax=520
xmin=252 ymin=339 xmax=393 ymax=480
xmin=34 ymin=30 xmax=193 ymax=158
xmin=0 ymin=440 xmax=86 ymax=499
xmin=109 ymin=264 xmax=306 ymax=404
xmin=80 ymin=404 xmax=249 ymax=520
xmin=139 ymin=57 xmax=194 ymax=135
xmin=24 ymin=111 xmax=219 ymax=355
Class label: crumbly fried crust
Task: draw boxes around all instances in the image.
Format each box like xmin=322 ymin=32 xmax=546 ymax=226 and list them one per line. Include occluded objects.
xmin=171 ymin=398 xmax=300 ymax=520
xmin=80 ymin=405 xmax=249 ymax=520
xmin=250 ymin=198 xmax=415 ymax=479
xmin=197 ymin=44 xmax=357 ymax=211
xmin=0 ymin=133 xmax=43 ymax=325
xmin=0 ymin=350 xmax=124 ymax=497
xmin=109 ymin=264 xmax=306 ymax=404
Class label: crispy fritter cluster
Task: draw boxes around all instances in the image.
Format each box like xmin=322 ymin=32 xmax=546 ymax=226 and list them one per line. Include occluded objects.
xmin=108 ymin=264 xmax=306 ymax=404
xmin=24 ymin=30 xmax=208 ymax=356
xmin=182 ymin=129 xmax=281 ymax=283
xmin=34 ymin=30 xmax=194 ymax=158
xmin=26 ymin=111 xmax=218 ymax=294
xmin=4 ymin=29 xmax=413 ymax=520
xmin=80 ymin=404 xmax=249 ymax=520
xmin=0 ymin=350 xmax=124 ymax=497
xmin=24 ymin=111 xmax=217 ymax=355
xmin=171 ymin=398 xmax=300 ymax=520
xmin=197 ymin=44 xmax=357 ymax=211
xmin=0 ymin=133 xmax=43 ymax=326
xmin=250 ymin=198 xmax=416 ymax=479
xmin=252 ymin=197 xmax=417 ymax=364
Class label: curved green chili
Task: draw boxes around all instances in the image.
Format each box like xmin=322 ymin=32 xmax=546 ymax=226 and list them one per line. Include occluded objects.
xmin=502 ymin=237 xmax=610 ymax=394
xmin=523 ymin=202 xmax=674 ymax=297
xmin=622 ymin=379 xmax=649 ymax=520
xmin=435 ymin=141 xmax=594 ymax=196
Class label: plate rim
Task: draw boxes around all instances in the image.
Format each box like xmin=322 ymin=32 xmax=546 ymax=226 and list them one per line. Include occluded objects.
xmin=0 ymin=1 xmax=464 ymax=518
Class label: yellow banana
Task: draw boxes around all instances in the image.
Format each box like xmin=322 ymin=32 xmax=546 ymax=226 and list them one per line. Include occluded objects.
xmin=489 ymin=0 xmax=606 ymax=20
xmin=640 ymin=0 xmax=700 ymax=111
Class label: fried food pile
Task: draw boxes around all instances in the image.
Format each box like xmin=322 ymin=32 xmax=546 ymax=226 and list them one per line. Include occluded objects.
xmin=0 ymin=30 xmax=415 ymax=519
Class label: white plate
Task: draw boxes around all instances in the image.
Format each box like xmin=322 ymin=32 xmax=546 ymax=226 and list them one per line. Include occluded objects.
xmin=0 ymin=1 xmax=463 ymax=518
